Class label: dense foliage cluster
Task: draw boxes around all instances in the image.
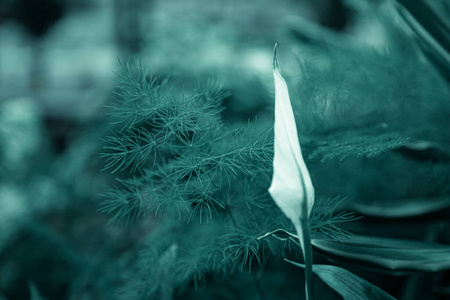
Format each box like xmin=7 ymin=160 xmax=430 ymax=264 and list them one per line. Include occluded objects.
xmin=100 ymin=60 xmax=359 ymax=299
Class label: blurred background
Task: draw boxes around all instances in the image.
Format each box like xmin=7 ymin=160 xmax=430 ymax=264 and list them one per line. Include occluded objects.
xmin=0 ymin=0 xmax=358 ymax=123
xmin=0 ymin=0 xmax=449 ymax=299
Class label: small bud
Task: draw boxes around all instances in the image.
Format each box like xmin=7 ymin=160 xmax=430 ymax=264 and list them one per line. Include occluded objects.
xmin=268 ymin=43 xmax=314 ymax=225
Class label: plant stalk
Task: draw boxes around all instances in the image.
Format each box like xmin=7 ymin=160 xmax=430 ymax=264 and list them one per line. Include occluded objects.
xmin=300 ymin=217 xmax=314 ymax=300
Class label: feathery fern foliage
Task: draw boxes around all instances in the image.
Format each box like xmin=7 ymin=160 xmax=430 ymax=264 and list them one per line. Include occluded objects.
xmin=100 ymin=60 xmax=357 ymax=299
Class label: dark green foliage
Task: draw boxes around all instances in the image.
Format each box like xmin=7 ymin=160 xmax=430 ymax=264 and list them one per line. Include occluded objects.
xmin=305 ymin=125 xmax=410 ymax=162
xmin=99 ymin=4 xmax=450 ymax=297
xmin=310 ymin=197 xmax=361 ymax=240
xmin=100 ymin=61 xmax=357 ymax=299
xmin=289 ymin=34 xmax=450 ymax=162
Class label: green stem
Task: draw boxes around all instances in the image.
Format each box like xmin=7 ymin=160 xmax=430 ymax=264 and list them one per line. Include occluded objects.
xmin=300 ymin=217 xmax=314 ymax=300
xmin=296 ymin=154 xmax=314 ymax=300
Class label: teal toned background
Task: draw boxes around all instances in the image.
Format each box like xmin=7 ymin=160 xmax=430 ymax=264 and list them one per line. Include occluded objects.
xmin=1 ymin=0 xmax=449 ymax=299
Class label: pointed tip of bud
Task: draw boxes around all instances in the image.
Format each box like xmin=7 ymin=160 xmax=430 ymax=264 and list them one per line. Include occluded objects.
xmin=273 ymin=43 xmax=279 ymax=71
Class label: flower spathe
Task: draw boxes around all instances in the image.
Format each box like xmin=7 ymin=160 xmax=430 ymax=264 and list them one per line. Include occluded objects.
xmin=268 ymin=43 xmax=315 ymax=249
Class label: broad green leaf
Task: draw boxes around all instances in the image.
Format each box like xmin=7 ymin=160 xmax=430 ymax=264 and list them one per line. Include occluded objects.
xmin=268 ymin=43 xmax=315 ymax=300
xmin=286 ymin=260 xmax=396 ymax=300
xmin=394 ymin=0 xmax=450 ymax=81
xmin=262 ymin=229 xmax=450 ymax=272
xmin=312 ymin=235 xmax=450 ymax=272
xmin=350 ymin=196 xmax=450 ymax=218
